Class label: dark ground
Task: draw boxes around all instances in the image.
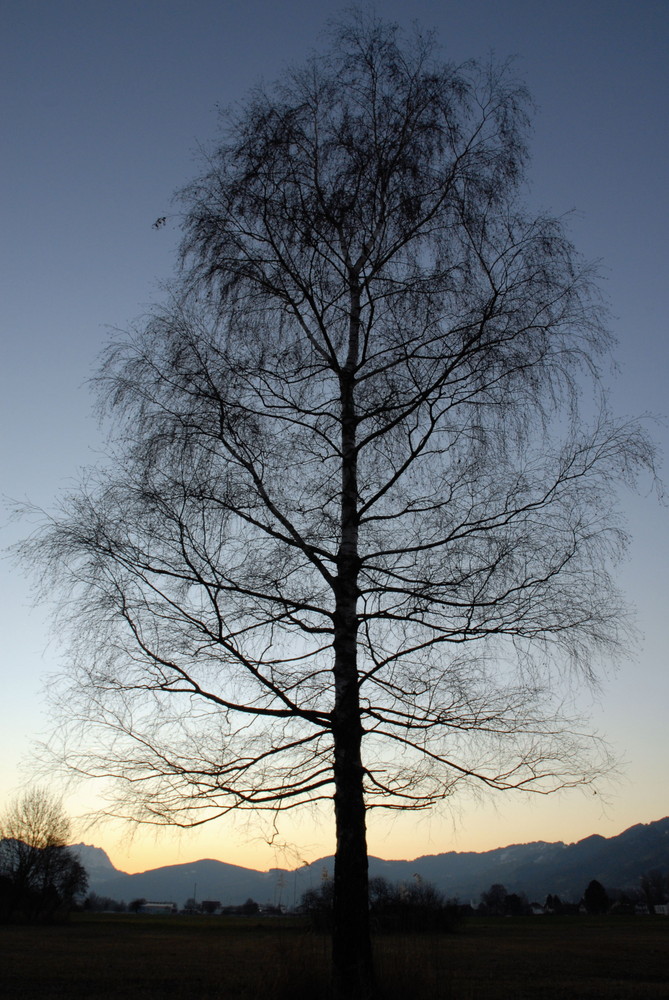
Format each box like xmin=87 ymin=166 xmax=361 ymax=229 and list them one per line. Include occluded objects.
xmin=1 ymin=914 xmax=667 ymax=998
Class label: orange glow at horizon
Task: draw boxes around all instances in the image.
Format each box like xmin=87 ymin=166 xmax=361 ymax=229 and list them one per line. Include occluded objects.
xmin=78 ymin=788 xmax=666 ymax=876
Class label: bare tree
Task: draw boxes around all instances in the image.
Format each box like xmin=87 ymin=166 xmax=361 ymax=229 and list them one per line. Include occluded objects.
xmin=21 ymin=14 xmax=653 ymax=997
xmin=0 ymin=789 xmax=88 ymax=921
xmin=1 ymin=788 xmax=71 ymax=852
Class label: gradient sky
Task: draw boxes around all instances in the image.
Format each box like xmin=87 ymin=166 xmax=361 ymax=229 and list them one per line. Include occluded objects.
xmin=2 ymin=0 xmax=668 ymax=876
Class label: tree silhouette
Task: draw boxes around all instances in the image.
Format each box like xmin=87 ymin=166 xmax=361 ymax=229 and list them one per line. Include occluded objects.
xmin=584 ymin=879 xmax=610 ymax=914
xmin=640 ymin=870 xmax=668 ymax=912
xmin=22 ymin=12 xmax=653 ymax=997
xmin=480 ymin=883 xmax=508 ymax=916
xmin=0 ymin=789 xmax=87 ymax=922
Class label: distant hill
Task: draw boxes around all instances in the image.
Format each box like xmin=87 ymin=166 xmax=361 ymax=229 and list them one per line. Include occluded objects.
xmin=74 ymin=817 xmax=669 ymax=909
xmin=81 ymin=855 xmax=292 ymax=909
xmin=71 ymin=843 xmax=120 ymax=882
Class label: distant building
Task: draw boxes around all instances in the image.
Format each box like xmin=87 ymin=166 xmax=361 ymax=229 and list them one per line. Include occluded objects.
xmin=138 ymin=901 xmax=177 ymax=914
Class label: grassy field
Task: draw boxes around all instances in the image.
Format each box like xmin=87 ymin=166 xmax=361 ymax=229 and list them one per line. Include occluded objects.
xmin=1 ymin=913 xmax=668 ymax=999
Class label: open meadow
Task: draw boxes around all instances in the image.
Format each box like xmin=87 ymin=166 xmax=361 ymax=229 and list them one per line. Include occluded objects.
xmin=1 ymin=914 xmax=668 ymax=999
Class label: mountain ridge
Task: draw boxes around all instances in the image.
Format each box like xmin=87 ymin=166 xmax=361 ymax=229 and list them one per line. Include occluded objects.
xmin=72 ymin=816 xmax=669 ymax=908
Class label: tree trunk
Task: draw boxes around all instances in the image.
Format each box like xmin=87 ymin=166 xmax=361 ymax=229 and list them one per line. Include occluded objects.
xmin=331 ymin=524 xmax=371 ymax=997
xmin=332 ymin=555 xmax=373 ymax=997
xmin=331 ymin=283 xmax=374 ymax=999
xmin=332 ymin=703 xmax=373 ymax=1000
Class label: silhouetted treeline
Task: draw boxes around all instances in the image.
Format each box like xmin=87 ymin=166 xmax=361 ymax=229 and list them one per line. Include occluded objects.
xmin=300 ymin=875 xmax=467 ymax=932
xmin=84 ymin=892 xmax=127 ymax=912
xmin=476 ymin=871 xmax=669 ymax=917
xmin=0 ymin=838 xmax=88 ymax=923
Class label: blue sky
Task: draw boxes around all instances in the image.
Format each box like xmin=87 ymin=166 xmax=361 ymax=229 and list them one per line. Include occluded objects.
xmin=1 ymin=0 xmax=667 ymax=874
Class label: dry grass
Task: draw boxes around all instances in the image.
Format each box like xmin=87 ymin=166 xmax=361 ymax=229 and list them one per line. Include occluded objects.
xmin=1 ymin=914 xmax=668 ymax=998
